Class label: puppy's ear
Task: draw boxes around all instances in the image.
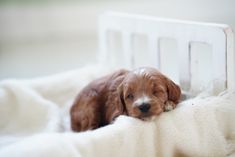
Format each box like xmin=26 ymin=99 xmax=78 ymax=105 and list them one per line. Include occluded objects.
xmin=165 ymin=77 xmax=181 ymax=104
xmin=118 ymin=83 xmax=126 ymax=108
xmin=111 ymin=83 xmax=128 ymax=120
xmin=116 ymin=82 xmax=127 ymax=115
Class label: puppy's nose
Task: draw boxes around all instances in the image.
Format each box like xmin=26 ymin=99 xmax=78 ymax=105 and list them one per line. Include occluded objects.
xmin=138 ymin=103 xmax=151 ymax=113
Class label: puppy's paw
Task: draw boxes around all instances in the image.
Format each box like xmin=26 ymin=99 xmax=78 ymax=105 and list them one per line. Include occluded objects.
xmin=164 ymin=101 xmax=176 ymax=112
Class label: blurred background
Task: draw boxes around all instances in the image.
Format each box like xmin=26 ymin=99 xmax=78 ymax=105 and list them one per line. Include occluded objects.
xmin=0 ymin=0 xmax=235 ymax=80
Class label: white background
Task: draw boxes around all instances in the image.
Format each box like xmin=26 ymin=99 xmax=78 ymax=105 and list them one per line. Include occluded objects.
xmin=0 ymin=0 xmax=234 ymax=79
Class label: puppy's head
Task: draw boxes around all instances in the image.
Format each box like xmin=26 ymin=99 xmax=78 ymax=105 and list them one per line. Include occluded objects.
xmin=118 ymin=67 xmax=181 ymax=120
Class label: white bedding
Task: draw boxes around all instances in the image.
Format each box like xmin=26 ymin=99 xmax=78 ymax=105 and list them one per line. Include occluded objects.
xmin=0 ymin=65 xmax=235 ymax=157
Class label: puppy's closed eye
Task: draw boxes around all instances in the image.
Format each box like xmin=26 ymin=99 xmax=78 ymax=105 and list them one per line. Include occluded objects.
xmin=152 ymin=91 xmax=158 ymax=96
xmin=152 ymin=91 xmax=164 ymax=98
xmin=152 ymin=86 xmax=166 ymax=98
xmin=126 ymin=93 xmax=134 ymax=100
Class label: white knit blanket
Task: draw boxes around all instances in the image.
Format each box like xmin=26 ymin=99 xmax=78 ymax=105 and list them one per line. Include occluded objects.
xmin=0 ymin=65 xmax=235 ymax=157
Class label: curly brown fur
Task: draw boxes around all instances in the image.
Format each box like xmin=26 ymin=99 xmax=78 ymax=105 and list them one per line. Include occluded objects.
xmin=70 ymin=67 xmax=181 ymax=132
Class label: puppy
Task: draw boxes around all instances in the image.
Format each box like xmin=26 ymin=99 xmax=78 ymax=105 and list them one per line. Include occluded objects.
xmin=70 ymin=67 xmax=181 ymax=132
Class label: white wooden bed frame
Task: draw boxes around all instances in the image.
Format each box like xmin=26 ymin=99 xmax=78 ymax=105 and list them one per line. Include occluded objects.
xmin=98 ymin=12 xmax=234 ymax=97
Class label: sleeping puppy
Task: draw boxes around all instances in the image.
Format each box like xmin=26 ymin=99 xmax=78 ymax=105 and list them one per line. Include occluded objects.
xmin=70 ymin=67 xmax=181 ymax=132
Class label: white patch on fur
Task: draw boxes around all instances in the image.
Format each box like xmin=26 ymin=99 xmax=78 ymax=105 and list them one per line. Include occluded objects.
xmin=164 ymin=104 xmax=173 ymax=111
xmin=134 ymin=95 xmax=151 ymax=106
xmin=164 ymin=101 xmax=175 ymax=111
xmin=133 ymin=68 xmax=147 ymax=76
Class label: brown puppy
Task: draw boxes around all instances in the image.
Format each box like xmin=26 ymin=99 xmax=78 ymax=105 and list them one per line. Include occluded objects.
xmin=70 ymin=67 xmax=181 ymax=132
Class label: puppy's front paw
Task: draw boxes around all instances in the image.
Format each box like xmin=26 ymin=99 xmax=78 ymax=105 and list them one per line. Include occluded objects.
xmin=164 ymin=101 xmax=176 ymax=112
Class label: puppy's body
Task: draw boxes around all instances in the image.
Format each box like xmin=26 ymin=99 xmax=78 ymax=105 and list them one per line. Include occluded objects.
xmin=70 ymin=67 xmax=181 ymax=132
xmin=70 ymin=69 xmax=128 ymax=131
